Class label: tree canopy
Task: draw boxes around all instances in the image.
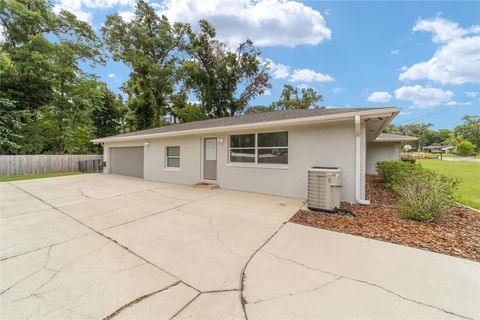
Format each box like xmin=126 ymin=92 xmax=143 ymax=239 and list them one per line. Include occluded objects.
xmin=0 ymin=0 xmax=123 ymax=154
xmin=387 ymin=115 xmax=480 ymax=153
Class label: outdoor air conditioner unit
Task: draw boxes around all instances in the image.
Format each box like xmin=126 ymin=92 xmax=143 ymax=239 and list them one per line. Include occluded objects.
xmin=308 ymin=166 xmax=342 ymax=212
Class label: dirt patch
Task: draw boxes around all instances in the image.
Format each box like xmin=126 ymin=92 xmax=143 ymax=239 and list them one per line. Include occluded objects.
xmin=291 ymin=175 xmax=480 ymax=262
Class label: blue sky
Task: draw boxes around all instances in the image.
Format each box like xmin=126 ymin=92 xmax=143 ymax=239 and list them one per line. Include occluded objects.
xmin=56 ymin=0 xmax=480 ymax=129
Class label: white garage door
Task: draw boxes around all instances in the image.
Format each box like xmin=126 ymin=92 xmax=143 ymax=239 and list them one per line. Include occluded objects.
xmin=110 ymin=147 xmax=144 ymax=178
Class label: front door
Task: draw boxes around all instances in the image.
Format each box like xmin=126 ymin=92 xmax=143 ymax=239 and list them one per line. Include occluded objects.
xmin=204 ymin=138 xmax=217 ymax=180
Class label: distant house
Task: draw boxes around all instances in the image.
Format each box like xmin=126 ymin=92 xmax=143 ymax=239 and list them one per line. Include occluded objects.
xmin=423 ymin=145 xmax=454 ymax=153
xmin=92 ymin=107 xmax=414 ymax=204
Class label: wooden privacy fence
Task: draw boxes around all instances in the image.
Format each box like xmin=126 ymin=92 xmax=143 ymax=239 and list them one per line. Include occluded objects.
xmin=0 ymin=155 xmax=103 ymax=176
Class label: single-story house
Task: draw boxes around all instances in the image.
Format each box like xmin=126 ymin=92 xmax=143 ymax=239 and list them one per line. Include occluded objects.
xmin=423 ymin=145 xmax=454 ymax=153
xmin=366 ymin=133 xmax=418 ymax=174
xmin=92 ymin=107 xmax=414 ymax=204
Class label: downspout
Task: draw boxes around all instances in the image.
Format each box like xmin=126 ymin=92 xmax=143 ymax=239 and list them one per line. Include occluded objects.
xmin=355 ymin=115 xmax=370 ymax=205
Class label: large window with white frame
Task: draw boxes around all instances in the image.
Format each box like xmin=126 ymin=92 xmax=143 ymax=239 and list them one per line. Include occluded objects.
xmin=166 ymin=146 xmax=180 ymax=168
xmin=229 ymin=131 xmax=288 ymax=165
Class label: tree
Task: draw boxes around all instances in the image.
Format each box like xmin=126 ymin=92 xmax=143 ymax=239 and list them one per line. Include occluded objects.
xmin=427 ymin=128 xmax=452 ymax=145
xmin=91 ymin=86 xmax=126 ymax=138
xmin=0 ymin=98 xmax=28 ymax=154
xmin=1 ymin=0 xmax=107 ymax=154
xmin=271 ymin=84 xmax=323 ymax=110
xmin=455 ymin=115 xmax=480 ymax=152
xmin=387 ymin=123 xmax=433 ymax=150
xmin=102 ymin=0 xmax=189 ymax=129
xmin=182 ymin=20 xmax=271 ymax=117
xmin=245 ymin=105 xmax=275 ymax=114
xmin=456 ymin=140 xmax=476 ymax=156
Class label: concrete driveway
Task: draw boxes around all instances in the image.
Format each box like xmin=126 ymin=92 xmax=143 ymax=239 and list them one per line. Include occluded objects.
xmin=1 ymin=174 xmax=479 ymax=320
xmin=1 ymin=174 xmax=301 ymax=319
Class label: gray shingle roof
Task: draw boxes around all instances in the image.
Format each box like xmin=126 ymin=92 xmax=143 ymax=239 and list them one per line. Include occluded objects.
xmin=376 ymin=133 xmax=418 ymax=142
xmin=98 ymin=108 xmax=385 ymax=140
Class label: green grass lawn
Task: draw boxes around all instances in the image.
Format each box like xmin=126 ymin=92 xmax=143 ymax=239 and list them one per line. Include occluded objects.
xmin=418 ymin=159 xmax=480 ymax=210
xmin=0 ymin=172 xmax=84 ymax=182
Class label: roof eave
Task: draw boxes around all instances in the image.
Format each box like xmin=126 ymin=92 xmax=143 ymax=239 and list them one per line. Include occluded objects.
xmin=91 ymin=107 xmax=400 ymax=144
xmin=374 ymin=138 xmax=419 ymax=142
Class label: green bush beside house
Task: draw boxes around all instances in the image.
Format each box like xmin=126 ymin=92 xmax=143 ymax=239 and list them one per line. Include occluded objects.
xmin=376 ymin=160 xmax=458 ymax=222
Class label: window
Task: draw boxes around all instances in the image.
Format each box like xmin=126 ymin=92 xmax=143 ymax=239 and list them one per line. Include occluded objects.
xmin=229 ymin=134 xmax=255 ymax=163
xmin=258 ymin=132 xmax=288 ymax=164
xmin=166 ymin=146 xmax=180 ymax=168
xmin=229 ymin=131 xmax=288 ymax=165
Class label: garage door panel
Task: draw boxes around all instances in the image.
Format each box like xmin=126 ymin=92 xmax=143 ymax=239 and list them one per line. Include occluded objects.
xmin=110 ymin=147 xmax=144 ymax=178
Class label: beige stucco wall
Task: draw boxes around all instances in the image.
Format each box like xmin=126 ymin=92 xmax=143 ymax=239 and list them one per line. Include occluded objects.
xmin=366 ymin=142 xmax=401 ymax=174
xmin=104 ymin=120 xmax=358 ymax=202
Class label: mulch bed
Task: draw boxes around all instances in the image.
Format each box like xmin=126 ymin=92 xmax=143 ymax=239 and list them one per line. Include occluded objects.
xmin=291 ymin=175 xmax=480 ymax=262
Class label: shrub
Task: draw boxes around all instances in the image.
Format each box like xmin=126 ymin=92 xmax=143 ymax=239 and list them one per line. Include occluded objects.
xmin=393 ymin=169 xmax=458 ymax=221
xmin=456 ymin=140 xmax=476 ymax=156
xmin=376 ymin=160 xmax=420 ymax=188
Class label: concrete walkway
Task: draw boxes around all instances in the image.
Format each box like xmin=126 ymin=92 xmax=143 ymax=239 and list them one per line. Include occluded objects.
xmin=244 ymin=223 xmax=480 ymax=320
xmin=1 ymin=174 xmax=479 ymax=319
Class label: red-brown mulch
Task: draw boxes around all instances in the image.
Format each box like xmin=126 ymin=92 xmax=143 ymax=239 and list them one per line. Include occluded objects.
xmin=291 ymin=175 xmax=480 ymax=262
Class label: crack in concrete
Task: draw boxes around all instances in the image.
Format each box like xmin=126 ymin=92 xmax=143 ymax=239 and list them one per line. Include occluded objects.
xmin=1 ymin=233 xmax=92 ymax=262
xmin=262 ymin=250 xmax=473 ymax=320
xmin=9 ymin=243 xmax=111 ymax=303
xmin=169 ymin=289 xmax=242 ymax=320
xmin=6 ymin=182 xmax=294 ymax=320
xmin=101 ymin=201 xmax=192 ymax=231
xmin=177 ymin=208 xmax=245 ymax=260
xmin=202 ymin=288 xmax=240 ymax=294
xmin=1 ymin=247 xmax=52 ymax=295
xmin=239 ymin=222 xmax=290 ymax=320
xmin=100 ymin=187 xmax=221 ymax=232
xmin=147 ymin=188 xmax=220 ymax=202
xmin=9 ymin=183 xmax=202 ymax=293
xmin=168 ymin=292 xmax=202 ymax=320
xmin=78 ymin=188 xmax=93 ymax=200
xmin=0 ymin=208 xmax=53 ymax=220
xmin=249 ymin=276 xmax=343 ymax=305
xmin=103 ymin=280 xmax=182 ymax=320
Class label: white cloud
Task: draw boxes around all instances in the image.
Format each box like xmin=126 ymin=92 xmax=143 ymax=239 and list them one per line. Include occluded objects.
xmin=447 ymin=101 xmax=471 ymax=106
xmin=265 ymin=59 xmax=290 ymax=79
xmin=289 ymin=68 xmax=334 ymax=83
xmin=394 ymin=85 xmax=454 ymax=108
xmin=118 ymin=10 xmax=135 ymax=22
xmin=367 ymin=91 xmax=392 ymax=103
xmin=400 ymin=17 xmax=480 ymax=85
xmin=53 ymin=0 xmax=134 ymax=22
xmin=413 ymin=16 xmax=469 ymax=43
xmin=108 ymin=73 xmax=116 ymax=78
xmin=390 ymin=49 xmax=400 ymax=55
xmin=399 ymin=111 xmax=411 ymax=116
xmin=324 ymin=9 xmax=332 ymax=16
xmin=158 ymin=0 xmax=331 ymax=47
xmin=400 ymin=36 xmax=480 ymax=85
xmin=53 ymin=2 xmax=91 ymax=22
xmin=465 ymin=91 xmax=479 ymax=98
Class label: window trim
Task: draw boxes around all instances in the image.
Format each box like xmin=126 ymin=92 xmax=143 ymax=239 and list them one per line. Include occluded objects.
xmin=165 ymin=146 xmax=180 ymax=170
xmin=228 ymin=131 xmax=288 ymax=166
